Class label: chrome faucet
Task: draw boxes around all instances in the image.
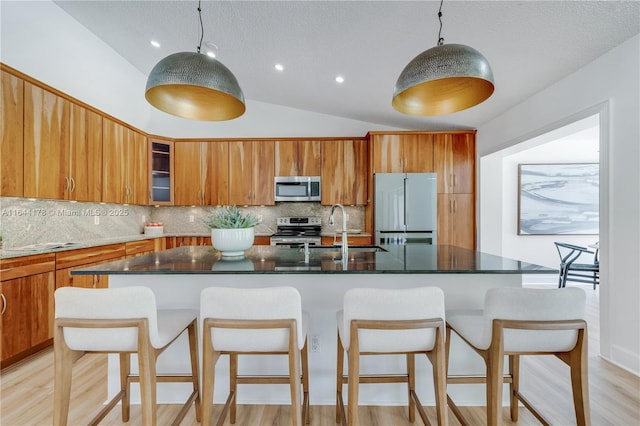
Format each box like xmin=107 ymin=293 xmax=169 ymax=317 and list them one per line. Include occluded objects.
xmin=329 ymin=203 xmax=348 ymax=256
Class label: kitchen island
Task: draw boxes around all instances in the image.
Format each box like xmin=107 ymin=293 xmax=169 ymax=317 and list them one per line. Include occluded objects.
xmin=73 ymin=245 xmax=555 ymax=406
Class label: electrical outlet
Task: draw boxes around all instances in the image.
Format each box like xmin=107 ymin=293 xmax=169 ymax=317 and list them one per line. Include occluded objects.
xmin=189 ymin=215 xmax=195 ymax=223
xmin=142 ymin=215 xmax=146 ymax=223
xmin=346 ymin=214 xmax=350 ymax=221
xmin=257 ymin=214 xmax=263 ymax=222
xmin=94 ymin=215 xmax=99 ymax=225
xmin=310 ymin=335 xmax=320 ymax=353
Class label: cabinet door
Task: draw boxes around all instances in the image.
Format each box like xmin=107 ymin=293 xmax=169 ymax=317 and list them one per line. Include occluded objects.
xmin=69 ymin=104 xmax=102 ymax=202
xmin=1 ymin=271 xmax=54 ymax=361
xmin=298 ymin=140 xmax=321 ymax=176
xmin=174 ymin=142 xmax=203 ymax=205
xmin=435 ymin=133 xmax=475 ymax=194
xmin=24 ymin=83 xmax=70 ymax=199
xmin=343 ymin=139 xmax=367 ymax=205
xmin=1 ymin=70 xmax=23 ymax=197
xmin=274 ymin=140 xmax=298 ymax=176
xmin=127 ymin=129 xmax=148 ymax=205
xmin=437 ymin=193 xmax=475 ymax=249
xmin=228 ymin=141 xmax=253 ymax=205
xmin=320 ymin=140 xmax=343 ymax=205
xmin=252 ymin=140 xmax=275 ymax=205
xmin=102 ymin=118 xmax=127 ymax=203
xmin=149 ymin=139 xmax=173 ymax=205
xmin=371 ymin=134 xmax=402 ymax=173
xmin=403 ymin=134 xmax=434 ymax=172
xmin=204 ymin=141 xmax=229 ymax=206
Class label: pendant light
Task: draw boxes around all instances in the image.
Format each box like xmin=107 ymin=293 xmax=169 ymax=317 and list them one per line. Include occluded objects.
xmin=145 ymin=1 xmax=245 ymax=121
xmin=392 ymin=0 xmax=494 ymax=116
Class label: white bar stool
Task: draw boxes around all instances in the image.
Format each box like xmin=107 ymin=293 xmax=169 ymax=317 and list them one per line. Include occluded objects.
xmin=336 ymin=287 xmax=448 ymax=426
xmin=446 ymin=287 xmax=590 ymax=426
xmin=200 ymin=286 xmax=310 ymax=426
xmin=53 ymin=286 xmax=201 ymax=426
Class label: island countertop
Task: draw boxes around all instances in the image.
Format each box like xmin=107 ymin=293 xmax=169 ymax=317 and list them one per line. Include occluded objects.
xmin=71 ymin=244 xmax=556 ymax=275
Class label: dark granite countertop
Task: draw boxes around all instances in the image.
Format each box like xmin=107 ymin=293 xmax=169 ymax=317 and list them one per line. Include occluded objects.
xmin=71 ymin=245 xmax=557 ymax=275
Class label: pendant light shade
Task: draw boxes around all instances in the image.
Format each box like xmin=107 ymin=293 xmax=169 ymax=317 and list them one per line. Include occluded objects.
xmin=392 ymin=0 xmax=495 ymax=116
xmin=392 ymin=43 xmax=494 ymax=116
xmin=145 ymin=51 xmax=245 ymax=121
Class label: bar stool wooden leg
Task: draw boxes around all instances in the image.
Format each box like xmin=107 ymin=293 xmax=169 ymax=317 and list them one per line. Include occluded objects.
xmin=486 ymin=349 xmax=504 ymax=426
xmin=336 ymin=334 xmax=345 ymax=424
xmin=230 ymin=353 xmax=238 ymax=424
xmin=301 ymin=342 xmax=310 ymax=424
xmin=509 ymin=354 xmax=520 ymax=421
xmin=53 ymin=326 xmax=73 ymax=426
xmin=347 ymin=323 xmax=360 ymax=426
xmin=289 ymin=341 xmax=303 ymax=426
xmin=186 ymin=322 xmax=202 ymax=422
xmin=430 ymin=328 xmax=448 ymax=426
xmin=138 ymin=345 xmax=157 ymax=426
xmin=201 ymin=324 xmax=219 ymax=426
xmin=566 ymin=331 xmax=591 ymax=426
xmin=407 ymin=353 xmax=416 ymax=422
xmin=119 ymin=353 xmax=131 ymax=422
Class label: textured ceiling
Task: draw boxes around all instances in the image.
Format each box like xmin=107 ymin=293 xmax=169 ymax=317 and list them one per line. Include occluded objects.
xmin=53 ymin=1 xmax=639 ymax=130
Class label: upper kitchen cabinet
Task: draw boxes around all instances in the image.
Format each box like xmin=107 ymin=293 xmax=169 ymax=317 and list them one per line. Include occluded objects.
xmin=370 ymin=132 xmax=434 ymax=173
xmin=321 ymin=139 xmax=367 ymax=206
xmin=24 ymin=84 xmax=102 ymax=202
xmin=23 ymin=83 xmax=70 ymax=200
xmin=434 ymin=132 xmax=475 ymax=194
xmin=274 ymin=139 xmax=321 ymax=176
xmin=102 ymin=118 xmax=148 ymax=205
xmin=229 ymin=140 xmax=275 ymax=206
xmin=148 ymin=138 xmax=174 ymax=205
xmin=1 ymin=70 xmax=23 ymax=197
xmin=174 ymin=141 xmax=229 ymax=206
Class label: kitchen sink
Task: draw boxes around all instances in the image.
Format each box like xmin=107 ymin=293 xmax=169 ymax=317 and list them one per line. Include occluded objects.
xmin=308 ymin=245 xmax=387 ymax=253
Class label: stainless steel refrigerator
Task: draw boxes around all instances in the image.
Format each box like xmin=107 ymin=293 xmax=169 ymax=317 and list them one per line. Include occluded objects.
xmin=374 ymin=173 xmax=437 ymax=245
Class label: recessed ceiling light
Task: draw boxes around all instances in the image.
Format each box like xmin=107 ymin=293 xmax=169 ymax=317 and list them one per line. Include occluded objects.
xmin=335 ymin=75 xmax=345 ymax=83
xmin=150 ymin=40 xmax=160 ymax=48
xmin=274 ymin=63 xmax=284 ymax=72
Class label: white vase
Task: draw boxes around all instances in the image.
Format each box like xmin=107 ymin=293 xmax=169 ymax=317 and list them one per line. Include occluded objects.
xmin=211 ymin=228 xmax=254 ymax=257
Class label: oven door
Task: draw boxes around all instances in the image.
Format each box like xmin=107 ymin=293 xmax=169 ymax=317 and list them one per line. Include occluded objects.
xmin=270 ymin=237 xmax=322 ymax=247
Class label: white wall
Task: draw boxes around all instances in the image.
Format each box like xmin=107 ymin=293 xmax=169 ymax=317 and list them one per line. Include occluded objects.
xmin=478 ymin=35 xmax=640 ymax=375
xmin=482 ymin=115 xmax=599 ymax=269
xmin=0 ymin=0 xmax=399 ymax=138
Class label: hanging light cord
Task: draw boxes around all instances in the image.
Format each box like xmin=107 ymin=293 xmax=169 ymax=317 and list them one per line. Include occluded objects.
xmin=437 ymin=0 xmax=445 ymax=46
xmin=196 ymin=0 xmax=204 ymax=53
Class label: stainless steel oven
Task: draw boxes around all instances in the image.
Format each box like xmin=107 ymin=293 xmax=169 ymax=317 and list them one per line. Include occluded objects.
xmin=274 ymin=176 xmax=321 ymax=202
xmin=270 ymin=217 xmax=322 ymax=247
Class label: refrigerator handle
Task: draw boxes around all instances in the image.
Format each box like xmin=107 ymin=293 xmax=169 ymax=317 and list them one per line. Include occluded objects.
xmin=403 ymin=176 xmax=408 ymax=231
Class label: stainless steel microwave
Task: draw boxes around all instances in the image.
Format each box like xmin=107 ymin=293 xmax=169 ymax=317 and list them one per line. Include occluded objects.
xmin=274 ymin=176 xmax=321 ymax=202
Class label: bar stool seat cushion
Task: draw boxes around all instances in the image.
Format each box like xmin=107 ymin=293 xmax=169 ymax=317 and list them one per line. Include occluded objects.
xmin=337 ymin=287 xmax=444 ymax=353
xmin=447 ymin=287 xmax=586 ymax=352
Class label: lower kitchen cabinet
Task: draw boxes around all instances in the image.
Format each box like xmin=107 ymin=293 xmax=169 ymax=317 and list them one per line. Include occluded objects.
xmin=165 ymin=235 xmax=270 ymax=248
xmin=1 ymin=253 xmax=55 ymax=367
xmin=437 ymin=194 xmax=475 ymax=249
xmin=321 ymin=235 xmax=372 ymax=246
xmin=125 ymin=239 xmax=156 ymax=258
xmin=55 ymin=243 xmax=126 ymax=290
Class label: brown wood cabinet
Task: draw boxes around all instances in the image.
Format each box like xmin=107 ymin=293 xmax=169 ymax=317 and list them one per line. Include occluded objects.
xmin=55 ymin=243 xmax=126 ymax=290
xmin=174 ymin=141 xmax=229 ymax=206
xmin=0 ymin=253 xmax=55 ymax=367
xmin=1 ymin=70 xmax=24 ymax=197
xmin=437 ymin=193 xmax=475 ymax=249
xmin=274 ymin=140 xmax=321 ymax=176
xmin=165 ymin=236 xmax=212 ymax=248
xmin=321 ymin=235 xmax=372 ymax=246
xmin=23 ymin=82 xmax=70 ymax=199
xmin=68 ymin=104 xmax=103 ymax=201
xmin=229 ymin=140 xmax=275 ymax=206
xmin=434 ymin=132 xmax=475 ymax=194
xmin=102 ymin=118 xmax=148 ymax=205
xmin=321 ymin=139 xmax=368 ymax=206
xmin=125 ymin=239 xmax=156 ymax=258
xmin=370 ymin=133 xmax=434 ymax=173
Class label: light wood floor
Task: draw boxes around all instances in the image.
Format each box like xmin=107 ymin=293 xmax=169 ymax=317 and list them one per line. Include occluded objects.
xmin=2 ymin=284 xmax=639 ymax=425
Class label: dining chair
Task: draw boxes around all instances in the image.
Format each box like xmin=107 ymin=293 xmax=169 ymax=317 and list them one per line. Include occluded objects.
xmin=554 ymin=242 xmax=599 ymax=289
xmin=336 ymin=287 xmax=448 ymax=426
xmin=53 ymin=286 xmax=201 ymax=426
xmin=446 ymin=287 xmax=589 ymax=426
xmin=200 ymin=286 xmax=310 ymax=426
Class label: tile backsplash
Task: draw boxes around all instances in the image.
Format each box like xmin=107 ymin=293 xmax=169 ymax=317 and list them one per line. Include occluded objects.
xmin=0 ymin=197 xmax=364 ymax=248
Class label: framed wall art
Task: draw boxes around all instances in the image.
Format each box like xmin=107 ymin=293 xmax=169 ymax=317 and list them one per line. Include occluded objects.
xmin=518 ymin=163 xmax=599 ymax=235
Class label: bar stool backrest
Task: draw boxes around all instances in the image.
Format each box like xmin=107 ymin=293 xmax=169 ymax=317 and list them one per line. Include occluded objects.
xmin=54 ymin=286 xmax=159 ymax=352
xmin=200 ymin=286 xmax=304 ymax=352
xmin=483 ymin=287 xmax=586 ymax=352
xmin=341 ymin=287 xmax=445 ymax=352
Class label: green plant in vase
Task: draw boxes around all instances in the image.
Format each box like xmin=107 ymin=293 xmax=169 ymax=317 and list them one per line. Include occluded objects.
xmin=205 ymin=206 xmax=260 ymax=257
